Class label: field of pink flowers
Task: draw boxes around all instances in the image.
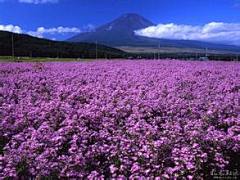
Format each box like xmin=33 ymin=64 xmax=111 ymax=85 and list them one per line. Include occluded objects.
xmin=0 ymin=60 xmax=239 ymax=179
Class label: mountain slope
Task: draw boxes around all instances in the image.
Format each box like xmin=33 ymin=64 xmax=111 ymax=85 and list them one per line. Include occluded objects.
xmin=0 ymin=31 xmax=124 ymax=58
xmin=68 ymin=13 xmax=155 ymax=46
xmin=68 ymin=14 xmax=240 ymax=52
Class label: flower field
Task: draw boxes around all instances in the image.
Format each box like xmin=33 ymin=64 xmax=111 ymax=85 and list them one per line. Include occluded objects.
xmin=0 ymin=60 xmax=239 ymax=179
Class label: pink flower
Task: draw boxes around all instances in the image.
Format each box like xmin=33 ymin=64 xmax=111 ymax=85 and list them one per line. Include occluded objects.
xmin=109 ymin=165 xmax=118 ymax=174
xmin=130 ymin=163 xmax=140 ymax=173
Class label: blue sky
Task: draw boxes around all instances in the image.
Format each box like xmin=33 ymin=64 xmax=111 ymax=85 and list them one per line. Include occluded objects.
xmin=0 ymin=0 xmax=240 ymax=44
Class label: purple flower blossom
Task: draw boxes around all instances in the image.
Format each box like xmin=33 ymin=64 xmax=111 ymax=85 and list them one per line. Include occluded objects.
xmin=0 ymin=60 xmax=239 ymax=178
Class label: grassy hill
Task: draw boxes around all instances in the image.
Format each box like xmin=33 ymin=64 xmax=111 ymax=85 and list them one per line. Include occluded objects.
xmin=0 ymin=31 xmax=125 ymax=59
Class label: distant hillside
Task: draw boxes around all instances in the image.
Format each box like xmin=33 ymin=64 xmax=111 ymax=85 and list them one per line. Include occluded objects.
xmin=0 ymin=31 xmax=124 ymax=58
xmin=68 ymin=13 xmax=240 ymax=53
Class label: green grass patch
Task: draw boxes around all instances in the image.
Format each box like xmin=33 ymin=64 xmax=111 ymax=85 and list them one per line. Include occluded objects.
xmin=0 ymin=56 xmax=94 ymax=62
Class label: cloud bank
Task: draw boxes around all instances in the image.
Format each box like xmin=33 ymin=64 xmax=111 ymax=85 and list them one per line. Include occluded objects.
xmin=0 ymin=24 xmax=94 ymax=39
xmin=135 ymin=22 xmax=240 ymax=46
xmin=0 ymin=25 xmax=23 ymax=33
xmin=0 ymin=0 xmax=59 ymax=3
xmin=18 ymin=0 xmax=58 ymax=4
xmin=28 ymin=26 xmax=81 ymax=38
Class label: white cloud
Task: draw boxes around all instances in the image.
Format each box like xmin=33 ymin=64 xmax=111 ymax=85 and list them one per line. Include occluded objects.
xmin=135 ymin=22 xmax=240 ymax=46
xmin=0 ymin=24 xmax=95 ymax=39
xmin=0 ymin=0 xmax=58 ymax=3
xmin=0 ymin=24 xmax=23 ymax=33
xmin=83 ymin=24 xmax=96 ymax=32
xmin=18 ymin=0 xmax=58 ymax=4
xmin=28 ymin=26 xmax=81 ymax=38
